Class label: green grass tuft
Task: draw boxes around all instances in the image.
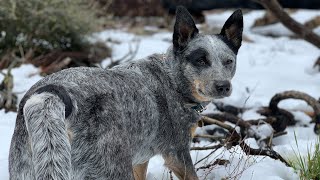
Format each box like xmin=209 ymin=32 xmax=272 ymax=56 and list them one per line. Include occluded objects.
xmin=288 ymin=132 xmax=320 ymax=180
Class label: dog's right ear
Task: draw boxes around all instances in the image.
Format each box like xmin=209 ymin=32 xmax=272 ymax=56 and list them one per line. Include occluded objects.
xmin=173 ymin=6 xmax=199 ymax=52
xmin=220 ymin=9 xmax=243 ymax=52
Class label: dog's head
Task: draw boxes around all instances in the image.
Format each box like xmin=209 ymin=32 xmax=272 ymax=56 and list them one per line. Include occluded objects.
xmin=170 ymin=6 xmax=243 ymax=103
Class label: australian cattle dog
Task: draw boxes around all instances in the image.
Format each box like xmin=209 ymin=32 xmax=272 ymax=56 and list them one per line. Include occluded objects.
xmin=9 ymin=6 xmax=243 ymax=180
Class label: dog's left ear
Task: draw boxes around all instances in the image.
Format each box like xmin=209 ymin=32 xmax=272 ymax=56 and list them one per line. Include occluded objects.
xmin=220 ymin=9 xmax=243 ymax=51
xmin=173 ymin=6 xmax=199 ymax=52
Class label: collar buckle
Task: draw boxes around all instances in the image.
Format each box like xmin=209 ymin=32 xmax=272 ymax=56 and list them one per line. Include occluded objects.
xmin=191 ymin=104 xmax=205 ymax=113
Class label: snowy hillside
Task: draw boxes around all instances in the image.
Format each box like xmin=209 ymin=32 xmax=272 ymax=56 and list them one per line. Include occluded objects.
xmin=1 ymin=10 xmax=319 ymax=179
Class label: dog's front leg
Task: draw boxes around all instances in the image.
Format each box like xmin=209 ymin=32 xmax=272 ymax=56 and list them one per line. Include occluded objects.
xmin=163 ymin=150 xmax=198 ymax=180
xmin=133 ymin=161 xmax=149 ymax=180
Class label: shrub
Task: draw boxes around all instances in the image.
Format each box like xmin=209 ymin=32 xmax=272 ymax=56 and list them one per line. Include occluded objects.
xmin=0 ymin=0 xmax=106 ymax=70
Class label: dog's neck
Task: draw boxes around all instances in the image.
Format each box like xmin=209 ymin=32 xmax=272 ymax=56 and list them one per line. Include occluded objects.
xmin=161 ymin=48 xmax=206 ymax=114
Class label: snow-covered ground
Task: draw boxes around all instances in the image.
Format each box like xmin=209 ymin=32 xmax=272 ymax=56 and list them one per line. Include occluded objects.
xmin=1 ymin=10 xmax=319 ymax=179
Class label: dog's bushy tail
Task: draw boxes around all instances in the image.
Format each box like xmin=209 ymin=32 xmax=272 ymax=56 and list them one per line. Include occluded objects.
xmin=23 ymin=92 xmax=71 ymax=180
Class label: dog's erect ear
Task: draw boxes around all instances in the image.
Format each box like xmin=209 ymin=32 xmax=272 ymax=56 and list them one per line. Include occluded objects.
xmin=220 ymin=9 xmax=243 ymax=51
xmin=173 ymin=6 xmax=199 ymax=52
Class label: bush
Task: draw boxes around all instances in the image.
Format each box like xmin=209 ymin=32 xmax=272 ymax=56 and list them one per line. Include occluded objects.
xmin=0 ymin=0 xmax=102 ymax=69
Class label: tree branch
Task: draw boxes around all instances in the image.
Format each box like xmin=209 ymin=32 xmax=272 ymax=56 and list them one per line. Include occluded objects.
xmin=253 ymin=0 xmax=320 ymax=48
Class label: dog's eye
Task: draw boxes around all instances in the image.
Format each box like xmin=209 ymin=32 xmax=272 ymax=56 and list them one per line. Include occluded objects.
xmin=224 ymin=59 xmax=233 ymax=66
xmin=197 ymin=57 xmax=209 ymax=66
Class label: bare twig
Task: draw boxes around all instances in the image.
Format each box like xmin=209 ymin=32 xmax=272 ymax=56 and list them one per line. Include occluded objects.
xmin=193 ymin=134 xmax=225 ymax=141
xmin=199 ymin=115 xmax=291 ymax=167
xmin=196 ymin=159 xmax=230 ymax=171
xmin=191 ymin=144 xmax=223 ymax=151
xmin=194 ymin=147 xmax=221 ymax=166
xmin=107 ymin=39 xmax=140 ymax=68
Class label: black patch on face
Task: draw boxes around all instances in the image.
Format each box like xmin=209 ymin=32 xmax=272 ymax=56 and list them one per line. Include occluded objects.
xmin=186 ymin=48 xmax=211 ymax=67
xmin=35 ymin=84 xmax=73 ymax=118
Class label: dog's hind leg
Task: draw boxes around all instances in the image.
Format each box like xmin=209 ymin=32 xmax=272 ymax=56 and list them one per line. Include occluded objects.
xmin=23 ymin=92 xmax=71 ymax=180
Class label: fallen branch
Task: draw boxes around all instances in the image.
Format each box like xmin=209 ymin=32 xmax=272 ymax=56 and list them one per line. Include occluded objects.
xmin=203 ymin=112 xmax=251 ymax=129
xmin=253 ymin=0 xmax=320 ymax=48
xmin=199 ymin=116 xmax=291 ymax=167
xmin=201 ymin=116 xmax=235 ymax=133
xmin=257 ymin=107 xmax=295 ymax=132
xmin=268 ymin=90 xmax=320 ymax=134
xmin=239 ymin=141 xmax=290 ymax=167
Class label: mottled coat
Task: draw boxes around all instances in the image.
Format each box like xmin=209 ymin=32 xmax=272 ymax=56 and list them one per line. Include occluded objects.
xmin=9 ymin=6 xmax=243 ymax=180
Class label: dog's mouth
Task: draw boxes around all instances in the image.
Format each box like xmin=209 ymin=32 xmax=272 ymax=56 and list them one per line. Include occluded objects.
xmin=192 ymin=80 xmax=232 ymax=102
xmin=197 ymin=88 xmax=224 ymax=99
xmin=193 ymin=87 xmax=214 ymax=102
xmin=197 ymin=88 xmax=210 ymax=99
xmin=197 ymin=87 xmax=232 ymax=100
xmin=191 ymin=83 xmax=211 ymax=102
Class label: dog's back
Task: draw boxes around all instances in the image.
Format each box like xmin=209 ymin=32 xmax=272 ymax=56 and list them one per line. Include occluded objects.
xmin=9 ymin=55 xmax=199 ymax=179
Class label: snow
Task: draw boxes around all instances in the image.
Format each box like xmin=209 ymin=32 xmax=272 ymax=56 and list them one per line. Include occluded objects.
xmin=1 ymin=10 xmax=319 ymax=179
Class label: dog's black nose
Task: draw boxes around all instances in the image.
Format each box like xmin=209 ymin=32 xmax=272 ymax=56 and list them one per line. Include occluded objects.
xmin=215 ymin=81 xmax=231 ymax=94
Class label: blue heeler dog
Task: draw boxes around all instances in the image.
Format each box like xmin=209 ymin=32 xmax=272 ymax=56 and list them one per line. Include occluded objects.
xmin=9 ymin=6 xmax=243 ymax=180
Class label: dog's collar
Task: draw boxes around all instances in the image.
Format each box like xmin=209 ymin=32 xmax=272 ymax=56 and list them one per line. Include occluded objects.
xmin=184 ymin=102 xmax=206 ymax=113
xmin=191 ymin=103 xmax=205 ymax=113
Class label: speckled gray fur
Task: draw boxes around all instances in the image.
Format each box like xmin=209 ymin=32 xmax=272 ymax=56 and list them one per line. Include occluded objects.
xmin=9 ymin=7 xmax=243 ymax=180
